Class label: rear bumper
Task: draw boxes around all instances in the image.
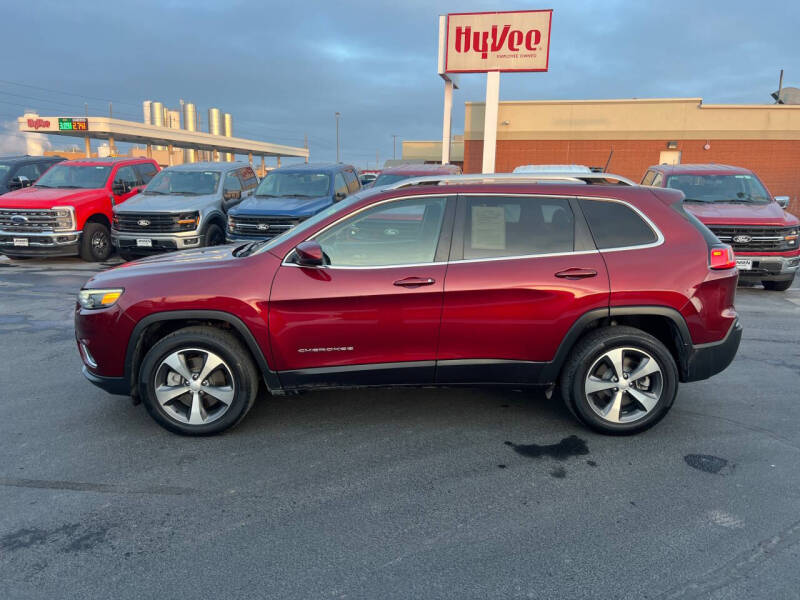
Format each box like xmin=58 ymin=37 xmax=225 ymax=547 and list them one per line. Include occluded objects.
xmin=82 ymin=365 xmax=130 ymax=396
xmin=0 ymin=230 xmax=80 ymax=256
xmin=684 ymin=319 xmax=742 ymax=382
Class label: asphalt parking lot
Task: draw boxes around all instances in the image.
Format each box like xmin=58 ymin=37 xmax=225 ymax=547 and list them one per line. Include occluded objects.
xmin=0 ymin=255 xmax=798 ymax=600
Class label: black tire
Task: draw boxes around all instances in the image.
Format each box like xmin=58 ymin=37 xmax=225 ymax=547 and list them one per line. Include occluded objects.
xmin=559 ymin=326 xmax=679 ymax=435
xmin=203 ymin=223 xmax=224 ymax=247
xmin=762 ymin=278 xmax=794 ymax=291
xmin=138 ymin=326 xmax=259 ymax=436
xmin=79 ymin=221 xmax=112 ymax=262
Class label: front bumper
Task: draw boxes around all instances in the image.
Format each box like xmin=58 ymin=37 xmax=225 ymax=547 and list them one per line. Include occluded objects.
xmin=684 ymin=319 xmax=742 ymax=382
xmin=112 ymin=230 xmax=202 ymax=254
xmin=82 ymin=366 xmax=130 ymax=396
xmin=0 ymin=229 xmax=81 ymax=256
xmin=736 ymin=253 xmax=800 ymax=282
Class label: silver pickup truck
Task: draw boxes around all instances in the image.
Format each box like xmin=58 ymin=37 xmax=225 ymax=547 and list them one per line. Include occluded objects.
xmin=111 ymin=161 xmax=258 ymax=261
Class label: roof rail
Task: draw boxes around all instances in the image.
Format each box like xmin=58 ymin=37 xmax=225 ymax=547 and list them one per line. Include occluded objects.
xmin=384 ymin=172 xmax=636 ymax=190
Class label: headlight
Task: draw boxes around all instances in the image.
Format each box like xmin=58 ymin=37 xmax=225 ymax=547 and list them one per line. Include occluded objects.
xmin=175 ymin=212 xmax=200 ymax=231
xmin=78 ymin=288 xmax=124 ymax=310
xmin=52 ymin=206 xmax=75 ymax=232
xmin=228 ymin=215 xmax=235 ymax=232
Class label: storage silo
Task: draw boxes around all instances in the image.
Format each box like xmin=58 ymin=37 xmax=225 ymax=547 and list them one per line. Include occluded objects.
xmin=208 ymin=108 xmax=222 ymax=161
xmin=143 ymin=100 xmax=152 ymax=125
xmin=223 ymin=112 xmax=233 ymax=161
xmin=184 ymin=102 xmax=197 ymax=163
xmin=152 ymin=102 xmax=164 ymax=127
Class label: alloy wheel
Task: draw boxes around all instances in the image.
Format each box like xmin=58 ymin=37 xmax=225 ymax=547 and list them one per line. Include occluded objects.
xmin=584 ymin=347 xmax=663 ymax=424
xmin=153 ymin=348 xmax=235 ymax=426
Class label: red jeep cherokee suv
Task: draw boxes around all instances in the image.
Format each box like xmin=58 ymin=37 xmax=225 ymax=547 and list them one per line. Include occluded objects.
xmin=0 ymin=157 xmax=159 ymax=261
xmin=643 ymin=164 xmax=799 ymax=291
xmin=75 ymin=172 xmax=741 ymax=436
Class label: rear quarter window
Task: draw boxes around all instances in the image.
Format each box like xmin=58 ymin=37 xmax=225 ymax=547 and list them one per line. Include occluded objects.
xmin=579 ymin=199 xmax=658 ymax=249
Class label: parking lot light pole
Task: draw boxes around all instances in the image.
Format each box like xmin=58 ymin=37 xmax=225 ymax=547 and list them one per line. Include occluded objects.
xmin=335 ymin=112 xmax=341 ymax=163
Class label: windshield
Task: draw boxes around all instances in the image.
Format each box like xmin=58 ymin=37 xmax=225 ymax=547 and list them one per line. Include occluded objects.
xmin=145 ymin=169 xmax=221 ymax=195
xmin=256 ymin=172 xmax=330 ymax=198
xmin=35 ymin=164 xmax=111 ymax=189
xmin=372 ymin=173 xmax=413 ymax=187
xmin=666 ymin=174 xmax=771 ymax=204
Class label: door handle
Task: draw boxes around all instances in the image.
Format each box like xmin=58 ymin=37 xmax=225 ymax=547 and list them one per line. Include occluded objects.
xmin=554 ymin=268 xmax=598 ymax=280
xmin=393 ymin=277 xmax=436 ymax=288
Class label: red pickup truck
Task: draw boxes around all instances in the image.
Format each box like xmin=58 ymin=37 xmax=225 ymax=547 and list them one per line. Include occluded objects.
xmin=0 ymin=157 xmax=159 ymax=261
xmin=643 ymin=164 xmax=799 ymax=291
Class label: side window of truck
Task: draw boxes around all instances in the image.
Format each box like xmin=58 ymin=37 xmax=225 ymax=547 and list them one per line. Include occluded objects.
xmin=224 ymin=172 xmax=242 ymax=192
xmin=239 ymin=167 xmax=258 ymax=191
xmin=135 ymin=162 xmax=158 ymax=184
xmin=641 ymin=170 xmax=656 ymax=186
xmin=114 ymin=166 xmax=139 ymax=190
xmin=333 ymin=173 xmax=348 ymax=199
xmin=343 ymin=169 xmax=360 ymax=193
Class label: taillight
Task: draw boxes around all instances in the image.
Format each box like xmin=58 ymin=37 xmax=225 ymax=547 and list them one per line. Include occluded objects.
xmin=710 ymin=245 xmax=736 ymax=270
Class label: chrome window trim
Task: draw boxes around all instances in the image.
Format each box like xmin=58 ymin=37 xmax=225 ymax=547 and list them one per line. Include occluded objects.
xmin=280 ymin=192 xmax=665 ymax=269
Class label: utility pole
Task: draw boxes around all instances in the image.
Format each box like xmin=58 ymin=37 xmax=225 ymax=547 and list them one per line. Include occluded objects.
xmin=392 ymin=134 xmax=398 ymax=160
xmin=335 ymin=112 xmax=341 ymax=163
xmin=376 ymin=149 xmax=379 ymax=169
xmin=304 ymin=132 xmax=309 ymax=164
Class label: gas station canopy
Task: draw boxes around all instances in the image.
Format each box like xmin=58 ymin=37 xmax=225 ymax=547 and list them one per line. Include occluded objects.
xmin=18 ymin=115 xmax=308 ymax=159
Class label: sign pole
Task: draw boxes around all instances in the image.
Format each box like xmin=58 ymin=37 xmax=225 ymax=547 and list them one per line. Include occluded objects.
xmin=481 ymin=71 xmax=500 ymax=174
xmin=441 ymin=78 xmax=453 ymax=164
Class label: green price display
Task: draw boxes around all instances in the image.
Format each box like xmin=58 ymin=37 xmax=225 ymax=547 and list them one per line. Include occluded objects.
xmin=58 ymin=118 xmax=88 ymax=131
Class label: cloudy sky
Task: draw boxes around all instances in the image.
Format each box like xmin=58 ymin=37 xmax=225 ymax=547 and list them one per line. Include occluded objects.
xmin=1 ymin=0 xmax=797 ymax=166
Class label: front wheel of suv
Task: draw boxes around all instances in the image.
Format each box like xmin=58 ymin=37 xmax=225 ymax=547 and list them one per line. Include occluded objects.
xmin=138 ymin=326 xmax=259 ymax=435
xmin=560 ymin=326 xmax=679 ymax=435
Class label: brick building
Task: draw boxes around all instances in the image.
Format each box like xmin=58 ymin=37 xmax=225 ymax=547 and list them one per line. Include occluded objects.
xmin=406 ymin=97 xmax=800 ymax=214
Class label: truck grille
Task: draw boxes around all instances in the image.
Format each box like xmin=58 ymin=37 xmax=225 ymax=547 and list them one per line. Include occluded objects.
xmin=114 ymin=213 xmax=181 ymax=233
xmin=708 ymin=226 xmax=794 ymax=252
xmin=0 ymin=208 xmax=61 ymax=233
xmin=229 ymin=215 xmax=301 ymax=238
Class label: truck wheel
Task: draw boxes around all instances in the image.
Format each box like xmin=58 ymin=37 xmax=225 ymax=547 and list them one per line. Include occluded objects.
xmin=79 ymin=222 xmax=112 ymax=262
xmin=560 ymin=326 xmax=678 ymax=435
xmin=762 ymin=278 xmax=794 ymax=291
xmin=138 ymin=326 xmax=259 ymax=436
xmin=203 ymin=223 xmax=224 ymax=247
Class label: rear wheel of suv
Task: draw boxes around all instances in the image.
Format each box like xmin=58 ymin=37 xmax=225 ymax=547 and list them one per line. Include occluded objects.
xmin=560 ymin=326 xmax=678 ymax=435
xmin=79 ymin=222 xmax=112 ymax=262
xmin=762 ymin=278 xmax=794 ymax=291
xmin=138 ymin=326 xmax=259 ymax=435
xmin=203 ymin=223 xmax=224 ymax=247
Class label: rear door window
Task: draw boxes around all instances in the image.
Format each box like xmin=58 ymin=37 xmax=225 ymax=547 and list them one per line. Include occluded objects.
xmin=641 ymin=170 xmax=656 ymax=186
xmin=461 ymin=196 xmax=575 ymax=259
xmin=579 ymin=198 xmax=658 ymax=249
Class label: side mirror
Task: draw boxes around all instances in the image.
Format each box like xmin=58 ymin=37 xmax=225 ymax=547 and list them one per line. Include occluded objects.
xmin=8 ymin=176 xmax=31 ymax=191
xmin=293 ymin=240 xmax=324 ymax=267
xmin=775 ymin=196 xmax=790 ymax=209
xmin=334 ymin=191 xmax=346 ymax=202
xmin=224 ymin=189 xmax=242 ymax=201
